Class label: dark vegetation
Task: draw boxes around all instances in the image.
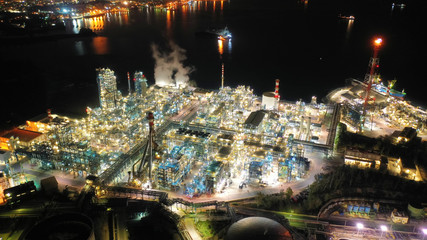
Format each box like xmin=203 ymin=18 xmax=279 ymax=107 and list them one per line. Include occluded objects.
xmin=254 ymin=187 xmax=295 ymax=211
xmin=254 ymin=165 xmax=427 ymax=215
xmin=304 ymin=165 xmax=427 ymax=214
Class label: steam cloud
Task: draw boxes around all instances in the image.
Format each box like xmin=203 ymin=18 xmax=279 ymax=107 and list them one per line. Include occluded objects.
xmin=151 ymin=41 xmax=194 ymax=88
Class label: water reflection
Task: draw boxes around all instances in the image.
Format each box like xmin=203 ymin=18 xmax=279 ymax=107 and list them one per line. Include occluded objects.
xmin=74 ymin=41 xmax=85 ymax=56
xmin=70 ymin=16 xmax=107 ymax=33
xmin=167 ymin=9 xmax=171 ymax=33
xmin=146 ymin=6 xmax=151 ymax=24
xmin=218 ymin=39 xmax=223 ymax=57
xmin=218 ymin=38 xmax=232 ymax=58
xmin=346 ymin=19 xmax=354 ymax=39
xmin=92 ymin=37 xmax=109 ymax=55
xmin=121 ymin=11 xmax=129 ymax=25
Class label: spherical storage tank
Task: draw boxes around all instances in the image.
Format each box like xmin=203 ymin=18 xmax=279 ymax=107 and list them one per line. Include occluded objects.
xmin=25 ymin=213 xmax=94 ymax=240
xmin=225 ymin=217 xmax=293 ymax=240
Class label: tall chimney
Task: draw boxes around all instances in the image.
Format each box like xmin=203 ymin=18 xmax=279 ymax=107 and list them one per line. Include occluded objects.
xmin=274 ymin=79 xmax=280 ymax=99
xmin=127 ymin=72 xmax=131 ymax=95
xmin=47 ymin=109 xmax=52 ymax=122
xmin=221 ymin=63 xmax=225 ymax=89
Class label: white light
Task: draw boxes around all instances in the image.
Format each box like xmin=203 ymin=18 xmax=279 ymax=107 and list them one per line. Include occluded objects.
xmin=380 ymin=225 xmax=388 ymax=231
xmin=423 ymin=228 xmax=427 ymax=235
xmin=357 ymin=223 xmax=364 ymax=229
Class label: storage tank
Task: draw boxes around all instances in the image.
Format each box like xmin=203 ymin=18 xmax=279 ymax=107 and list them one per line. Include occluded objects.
xmin=24 ymin=213 xmax=94 ymax=240
xmin=225 ymin=217 xmax=293 ymax=240
xmin=262 ymin=92 xmax=277 ymax=110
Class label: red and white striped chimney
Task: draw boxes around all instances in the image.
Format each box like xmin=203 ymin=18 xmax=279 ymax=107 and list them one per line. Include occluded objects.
xmin=274 ymin=79 xmax=280 ymax=99
xmin=47 ymin=109 xmax=52 ymax=121
xmin=147 ymin=112 xmax=154 ymax=128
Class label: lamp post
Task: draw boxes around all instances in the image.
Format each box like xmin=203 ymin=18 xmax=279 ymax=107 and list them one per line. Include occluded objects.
xmin=356 ymin=222 xmax=364 ymax=236
xmin=380 ymin=225 xmax=387 ymax=238
xmin=422 ymin=228 xmax=427 ymax=240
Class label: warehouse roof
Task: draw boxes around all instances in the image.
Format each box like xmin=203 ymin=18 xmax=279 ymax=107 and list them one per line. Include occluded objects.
xmin=244 ymin=110 xmax=266 ymax=128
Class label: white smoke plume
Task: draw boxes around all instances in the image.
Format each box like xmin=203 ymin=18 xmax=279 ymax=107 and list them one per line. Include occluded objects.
xmin=151 ymin=41 xmax=194 ymax=88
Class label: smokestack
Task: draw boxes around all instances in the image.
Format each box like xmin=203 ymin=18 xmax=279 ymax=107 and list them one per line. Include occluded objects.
xmin=47 ymin=109 xmax=52 ymax=122
xmin=274 ymin=79 xmax=280 ymax=99
xmin=127 ymin=72 xmax=131 ymax=95
xmin=299 ymin=116 xmax=304 ymax=139
xmin=147 ymin=112 xmax=154 ymax=182
xmin=221 ymin=63 xmax=224 ymax=89
xmin=147 ymin=112 xmax=154 ymax=129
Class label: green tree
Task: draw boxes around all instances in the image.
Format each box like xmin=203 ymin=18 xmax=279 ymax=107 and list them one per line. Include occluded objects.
xmin=255 ymin=192 xmax=265 ymax=207
xmin=285 ymin=187 xmax=293 ymax=201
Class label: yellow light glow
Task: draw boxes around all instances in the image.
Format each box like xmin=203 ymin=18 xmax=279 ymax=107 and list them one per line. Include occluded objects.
xmin=218 ymin=39 xmax=223 ymax=55
xmin=374 ymin=38 xmax=382 ymax=46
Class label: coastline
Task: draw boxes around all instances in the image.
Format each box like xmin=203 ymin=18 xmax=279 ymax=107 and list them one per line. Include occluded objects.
xmin=0 ymin=30 xmax=97 ymax=44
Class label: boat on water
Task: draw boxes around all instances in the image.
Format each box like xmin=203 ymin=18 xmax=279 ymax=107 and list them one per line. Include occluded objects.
xmin=338 ymin=14 xmax=355 ymax=20
xmin=392 ymin=3 xmax=406 ymax=8
xmin=205 ymin=26 xmax=232 ymax=40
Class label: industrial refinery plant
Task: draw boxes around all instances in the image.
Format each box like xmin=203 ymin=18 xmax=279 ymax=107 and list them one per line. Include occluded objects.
xmin=1 ymin=68 xmax=337 ymax=200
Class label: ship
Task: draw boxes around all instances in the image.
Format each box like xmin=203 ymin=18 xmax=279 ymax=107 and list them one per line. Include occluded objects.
xmin=198 ymin=26 xmax=232 ymax=40
xmin=338 ymin=14 xmax=355 ymax=20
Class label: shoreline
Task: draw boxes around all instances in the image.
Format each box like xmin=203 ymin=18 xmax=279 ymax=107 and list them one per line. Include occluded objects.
xmin=0 ymin=31 xmax=97 ymax=44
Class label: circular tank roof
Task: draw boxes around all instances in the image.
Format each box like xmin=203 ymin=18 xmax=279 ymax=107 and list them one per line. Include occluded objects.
xmin=225 ymin=217 xmax=292 ymax=240
xmin=263 ymin=92 xmax=276 ymax=97
xmin=25 ymin=213 xmax=93 ymax=240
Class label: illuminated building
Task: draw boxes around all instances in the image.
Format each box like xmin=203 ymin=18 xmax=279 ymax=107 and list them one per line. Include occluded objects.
xmin=5 ymin=66 xmax=338 ymax=193
xmin=97 ymin=68 xmax=119 ymax=110
xmin=392 ymin=127 xmax=417 ymax=143
xmin=205 ymin=160 xmax=226 ymax=193
xmin=3 ymin=181 xmax=37 ymax=205
xmin=244 ymin=110 xmax=267 ymax=133
xmin=262 ymin=92 xmax=277 ymax=110
xmin=390 ymin=209 xmax=409 ymax=224
xmin=344 ymin=148 xmax=422 ymax=181
xmin=344 ymin=148 xmax=381 ymax=169
xmin=134 ymin=71 xmax=148 ymax=97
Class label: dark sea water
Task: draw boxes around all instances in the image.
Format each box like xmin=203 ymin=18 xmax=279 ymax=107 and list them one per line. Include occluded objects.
xmin=1 ymin=0 xmax=427 ymax=126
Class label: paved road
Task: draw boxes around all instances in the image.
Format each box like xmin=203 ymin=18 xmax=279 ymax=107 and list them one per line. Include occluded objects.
xmin=183 ymin=217 xmax=202 ymax=240
xmin=11 ymin=162 xmax=86 ymax=191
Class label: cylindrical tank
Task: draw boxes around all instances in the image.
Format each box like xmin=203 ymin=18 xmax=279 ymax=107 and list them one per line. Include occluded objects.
xmin=226 ymin=217 xmax=293 ymax=240
xmin=24 ymin=213 xmax=94 ymax=240
xmin=262 ymin=92 xmax=276 ymax=110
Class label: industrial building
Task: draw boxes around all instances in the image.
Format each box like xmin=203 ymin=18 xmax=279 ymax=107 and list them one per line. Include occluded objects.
xmin=97 ymin=68 xmax=120 ymax=110
xmin=0 ymin=70 xmax=335 ymax=198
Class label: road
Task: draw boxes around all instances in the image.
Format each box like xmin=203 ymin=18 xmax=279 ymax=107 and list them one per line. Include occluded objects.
xmin=232 ymin=205 xmax=423 ymax=240
xmin=183 ymin=217 xmax=202 ymax=240
xmin=10 ymin=161 xmax=86 ymax=191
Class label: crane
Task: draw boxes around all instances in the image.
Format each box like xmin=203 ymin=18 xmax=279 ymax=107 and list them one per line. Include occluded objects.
xmin=360 ymin=37 xmax=382 ymax=132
